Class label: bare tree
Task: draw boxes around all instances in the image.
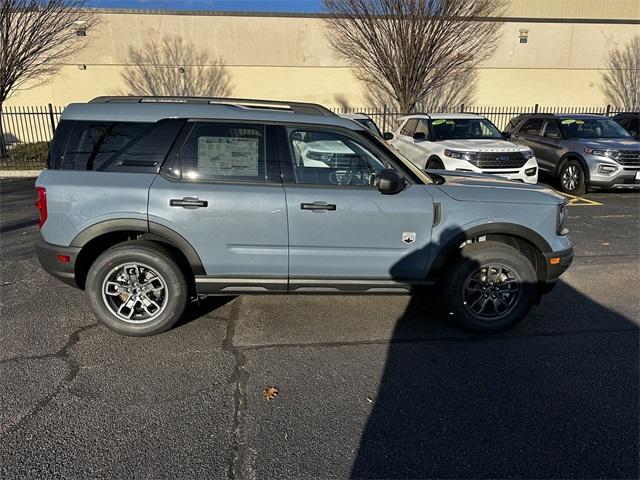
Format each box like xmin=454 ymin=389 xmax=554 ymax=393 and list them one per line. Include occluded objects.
xmin=601 ymin=36 xmax=640 ymax=110
xmin=366 ymin=68 xmax=478 ymax=112
xmin=323 ymin=0 xmax=506 ymax=112
xmin=0 ymin=0 xmax=97 ymax=155
xmin=119 ymin=35 xmax=232 ymax=98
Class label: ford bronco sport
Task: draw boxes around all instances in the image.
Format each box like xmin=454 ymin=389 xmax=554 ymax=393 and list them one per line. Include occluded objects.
xmin=35 ymin=97 xmax=573 ymax=336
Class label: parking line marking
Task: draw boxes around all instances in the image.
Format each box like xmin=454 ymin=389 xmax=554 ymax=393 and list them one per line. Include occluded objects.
xmin=559 ymin=192 xmax=603 ymax=206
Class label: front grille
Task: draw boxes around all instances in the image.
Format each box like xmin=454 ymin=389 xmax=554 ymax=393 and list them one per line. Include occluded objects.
xmin=617 ymin=150 xmax=640 ymax=167
xmin=469 ymin=152 xmax=528 ymax=169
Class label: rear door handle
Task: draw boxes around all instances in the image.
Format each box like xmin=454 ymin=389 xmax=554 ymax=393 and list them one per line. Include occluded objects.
xmin=301 ymin=202 xmax=336 ymax=211
xmin=170 ymin=197 xmax=208 ymax=209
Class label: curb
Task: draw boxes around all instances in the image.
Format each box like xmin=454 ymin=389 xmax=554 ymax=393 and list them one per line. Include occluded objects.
xmin=0 ymin=170 xmax=42 ymax=178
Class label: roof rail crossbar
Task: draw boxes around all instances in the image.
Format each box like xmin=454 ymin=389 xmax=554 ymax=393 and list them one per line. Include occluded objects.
xmin=89 ymin=96 xmax=336 ymax=116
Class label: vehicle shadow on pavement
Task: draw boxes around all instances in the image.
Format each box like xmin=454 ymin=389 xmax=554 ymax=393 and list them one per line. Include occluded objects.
xmin=176 ymin=295 xmax=236 ymax=328
xmin=351 ymin=280 xmax=639 ymax=478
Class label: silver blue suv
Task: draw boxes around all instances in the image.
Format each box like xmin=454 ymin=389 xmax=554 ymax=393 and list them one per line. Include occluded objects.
xmin=505 ymin=113 xmax=640 ymax=194
xmin=35 ymin=97 xmax=573 ymax=336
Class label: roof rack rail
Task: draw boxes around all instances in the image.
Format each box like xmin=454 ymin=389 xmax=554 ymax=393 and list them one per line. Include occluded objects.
xmin=88 ymin=96 xmax=336 ymax=116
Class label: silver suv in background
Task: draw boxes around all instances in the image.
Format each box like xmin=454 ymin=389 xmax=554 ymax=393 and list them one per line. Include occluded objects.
xmin=506 ymin=113 xmax=640 ymax=194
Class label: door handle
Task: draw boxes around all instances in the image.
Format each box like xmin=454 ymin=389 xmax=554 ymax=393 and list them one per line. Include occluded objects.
xmin=300 ymin=202 xmax=336 ymax=211
xmin=170 ymin=197 xmax=208 ymax=209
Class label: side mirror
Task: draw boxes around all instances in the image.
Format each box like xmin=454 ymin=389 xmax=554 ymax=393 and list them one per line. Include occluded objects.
xmin=502 ymin=131 xmax=511 ymax=140
xmin=383 ymin=132 xmax=394 ymax=141
xmin=413 ymin=131 xmax=426 ymax=141
xmin=377 ymin=169 xmax=405 ymax=195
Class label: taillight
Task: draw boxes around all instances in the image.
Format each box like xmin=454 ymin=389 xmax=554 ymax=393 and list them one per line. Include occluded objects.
xmin=35 ymin=186 xmax=47 ymax=228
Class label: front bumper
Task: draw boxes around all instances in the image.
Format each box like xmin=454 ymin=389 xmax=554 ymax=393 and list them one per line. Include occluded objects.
xmin=589 ymin=168 xmax=640 ymax=188
xmin=543 ymin=246 xmax=574 ymax=283
xmin=444 ymin=157 xmax=539 ymax=184
xmin=35 ymin=235 xmax=81 ymax=288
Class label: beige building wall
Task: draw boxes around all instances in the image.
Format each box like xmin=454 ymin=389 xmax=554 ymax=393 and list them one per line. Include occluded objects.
xmin=5 ymin=0 xmax=640 ymax=108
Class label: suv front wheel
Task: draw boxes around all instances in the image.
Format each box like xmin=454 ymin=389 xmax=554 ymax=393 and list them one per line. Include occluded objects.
xmin=86 ymin=241 xmax=188 ymax=336
xmin=559 ymin=159 xmax=587 ymax=195
xmin=444 ymin=241 xmax=537 ymax=332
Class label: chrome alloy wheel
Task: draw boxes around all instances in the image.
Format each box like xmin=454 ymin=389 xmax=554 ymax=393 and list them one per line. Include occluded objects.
xmin=561 ymin=164 xmax=580 ymax=192
xmin=101 ymin=262 xmax=168 ymax=324
xmin=462 ymin=264 xmax=522 ymax=321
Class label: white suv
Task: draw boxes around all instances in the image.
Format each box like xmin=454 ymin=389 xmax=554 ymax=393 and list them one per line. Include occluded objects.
xmin=388 ymin=114 xmax=539 ymax=184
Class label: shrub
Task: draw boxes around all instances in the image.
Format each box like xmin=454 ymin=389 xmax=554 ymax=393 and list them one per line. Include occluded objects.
xmin=1 ymin=141 xmax=50 ymax=169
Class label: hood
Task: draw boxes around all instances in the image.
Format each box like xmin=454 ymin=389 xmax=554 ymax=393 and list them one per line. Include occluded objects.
xmin=573 ymin=138 xmax=640 ymax=149
xmin=436 ymin=139 xmax=529 ymax=152
xmin=434 ymin=171 xmax=564 ymax=205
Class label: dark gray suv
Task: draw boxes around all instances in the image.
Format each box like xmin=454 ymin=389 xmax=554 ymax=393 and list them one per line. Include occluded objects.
xmin=505 ymin=113 xmax=640 ymax=194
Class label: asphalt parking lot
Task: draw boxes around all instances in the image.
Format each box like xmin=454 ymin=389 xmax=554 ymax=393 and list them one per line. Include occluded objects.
xmin=1 ymin=177 xmax=638 ymax=479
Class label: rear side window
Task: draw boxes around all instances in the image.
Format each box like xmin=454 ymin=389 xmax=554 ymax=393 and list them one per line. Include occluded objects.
xmin=505 ymin=116 xmax=523 ymax=133
xmin=519 ymin=118 xmax=543 ymax=136
xmin=59 ymin=121 xmax=152 ymax=170
xmin=179 ymin=122 xmax=265 ymax=182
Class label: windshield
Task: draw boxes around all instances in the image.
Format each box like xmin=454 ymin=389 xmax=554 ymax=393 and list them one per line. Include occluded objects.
xmin=356 ymin=118 xmax=383 ymax=137
xmin=559 ymin=118 xmax=632 ymax=139
xmin=430 ymin=118 xmax=503 ymax=141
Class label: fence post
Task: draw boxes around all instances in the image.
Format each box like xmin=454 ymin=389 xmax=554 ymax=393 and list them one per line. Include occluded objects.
xmin=382 ymin=104 xmax=387 ymax=133
xmin=460 ymin=103 xmax=465 ymax=113
xmin=605 ymin=104 xmax=611 ymax=116
xmin=47 ymin=103 xmax=56 ymax=135
xmin=0 ymin=103 xmax=5 ymax=159
xmin=534 ymin=104 xmax=539 ymax=114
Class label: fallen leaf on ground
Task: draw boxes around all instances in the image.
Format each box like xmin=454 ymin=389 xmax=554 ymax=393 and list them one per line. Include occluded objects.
xmin=262 ymin=386 xmax=279 ymax=401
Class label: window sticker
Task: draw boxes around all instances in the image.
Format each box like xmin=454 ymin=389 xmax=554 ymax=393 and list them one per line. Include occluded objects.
xmin=561 ymin=119 xmax=576 ymax=125
xmin=197 ymin=136 xmax=258 ymax=176
xmin=575 ymin=120 xmax=585 ymax=125
xmin=432 ymin=119 xmax=446 ymax=126
xmin=446 ymin=120 xmax=455 ymax=125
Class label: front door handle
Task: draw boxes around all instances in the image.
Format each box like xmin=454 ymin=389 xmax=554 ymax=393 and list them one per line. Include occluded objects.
xmin=170 ymin=197 xmax=208 ymax=209
xmin=301 ymin=202 xmax=336 ymax=211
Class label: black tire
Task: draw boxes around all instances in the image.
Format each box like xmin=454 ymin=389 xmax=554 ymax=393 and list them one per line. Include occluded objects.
xmin=426 ymin=157 xmax=444 ymax=170
xmin=559 ymin=159 xmax=587 ymax=195
xmin=85 ymin=240 xmax=188 ymax=336
xmin=443 ymin=241 xmax=537 ymax=333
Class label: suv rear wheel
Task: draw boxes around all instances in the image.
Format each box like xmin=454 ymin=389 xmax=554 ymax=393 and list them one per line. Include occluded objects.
xmin=86 ymin=241 xmax=188 ymax=336
xmin=559 ymin=159 xmax=587 ymax=195
xmin=444 ymin=241 xmax=537 ymax=332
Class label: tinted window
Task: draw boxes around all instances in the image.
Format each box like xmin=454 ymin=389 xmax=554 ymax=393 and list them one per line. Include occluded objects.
xmin=519 ymin=118 xmax=543 ymax=136
xmin=179 ymin=123 xmax=265 ymax=181
xmin=400 ymin=119 xmax=418 ymax=136
xmin=626 ymin=118 xmax=639 ymax=136
xmin=431 ymin=118 xmax=502 ymax=141
xmin=101 ymin=120 xmax=185 ymax=172
xmin=61 ymin=121 xmax=152 ymax=170
xmin=288 ymin=129 xmax=390 ymax=186
xmin=505 ymin=116 xmax=524 ymax=133
xmin=542 ymin=120 xmax=561 ymax=138
xmin=47 ymin=120 xmax=74 ymax=168
xmin=356 ymin=118 xmax=382 ymax=137
xmin=559 ymin=118 xmax=631 ymax=139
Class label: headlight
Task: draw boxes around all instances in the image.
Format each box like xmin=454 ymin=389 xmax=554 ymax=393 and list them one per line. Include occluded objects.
xmin=522 ymin=149 xmax=535 ymax=160
xmin=444 ymin=149 xmax=477 ymax=162
xmin=584 ymin=147 xmax=620 ymax=160
xmin=557 ymin=202 xmax=569 ymax=235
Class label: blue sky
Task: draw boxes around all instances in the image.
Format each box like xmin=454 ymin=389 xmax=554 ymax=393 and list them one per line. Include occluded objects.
xmin=87 ymin=0 xmax=325 ymax=12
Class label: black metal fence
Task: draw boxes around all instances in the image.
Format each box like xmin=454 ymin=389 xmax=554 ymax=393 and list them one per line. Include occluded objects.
xmin=0 ymin=103 xmax=628 ymax=170
xmin=329 ymin=104 xmax=626 ymax=133
xmin=0 ymin=104 xmax=63 ymax=170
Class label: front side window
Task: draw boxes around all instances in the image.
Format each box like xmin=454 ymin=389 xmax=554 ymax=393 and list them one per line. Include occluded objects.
xmin=62 ymin=121 xmax=152 ymax=170
xmin=414 ymin=119 xmax=430 ymax=138
xmin=430 ymin=118 xmax=502 ymax=141
xmin=542 ymin=120 xmax=561 ymax=138
xmin=288 ymin=129 xmax=390 ymax=187
xmin=400 ymin=119 xmax=418 ymax=137
xmin=519 ymin=118 xmax=543 ymax=136
xmin=179 ymin=123 xmax=265 ymax=181
xmin=559 ymin=118 xmax=632 ymax=139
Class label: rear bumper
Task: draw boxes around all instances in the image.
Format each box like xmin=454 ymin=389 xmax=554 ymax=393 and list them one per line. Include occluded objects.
xmin=35 ymin=235 xmax=81 ymax=288
xmin=543 ymin=246 xmax=574 ymax=283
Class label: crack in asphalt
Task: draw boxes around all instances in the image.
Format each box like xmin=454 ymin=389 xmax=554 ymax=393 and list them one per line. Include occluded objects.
xmin=223 ymin=298 xmax=249 ymax=480
xmin=0 ymin=322 xmax=99 ymax=438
